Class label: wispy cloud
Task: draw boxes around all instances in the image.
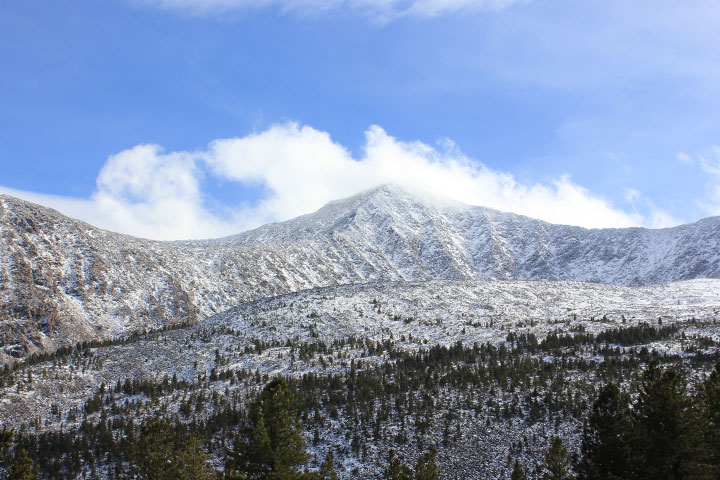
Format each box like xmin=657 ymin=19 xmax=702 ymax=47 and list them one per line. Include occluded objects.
xmin=698 ymin=147 xmax=720 ymax=215
xmin=698 ymin=147 xmax=720 ymax=176
xmin=622 ymin=187 xmax=680 ymax=229
xmin=677 ymin=153 xmax=693 ymax=165
xmin=132 ymin=0 xmax=528 ymax=20
xmin=677 ymin=146 xmax=720 ymax=217
xmin=1 ymin=123 xmax=672 ymax=240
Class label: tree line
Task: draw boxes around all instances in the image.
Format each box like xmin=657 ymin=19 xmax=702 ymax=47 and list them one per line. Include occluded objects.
xmin=1 ymin=321 xmax=719 ymax=479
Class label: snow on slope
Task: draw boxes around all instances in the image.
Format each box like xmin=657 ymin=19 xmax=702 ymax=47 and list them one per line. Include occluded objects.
xmin=1 ymin=185 xmax=719 ymax=362
xmin=2 ymin=278 xmax=719 ymax=434
xmin=0 ymin=196 xmax=366 ymax=362
xmin=222 ymin=185 xmax=720 ymax=285
xmin=205 ymin=278 xmax=720 ymax=349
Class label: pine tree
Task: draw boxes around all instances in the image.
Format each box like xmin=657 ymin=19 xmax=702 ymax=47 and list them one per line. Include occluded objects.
xmin=511 ymin=459 xmax=527 ymax=480
xmin=542 ymin=437 xmax=574 ymax=480
xmin=130 ymin=420 xmax=179 ymax=480
xmin=227 ymin=378 xmax=309 ymax=479
xmin=414 ymin=452 xmax=439 ymax=480
xmin=0 ymin=426 xmax=14 ymax=466
xmin=262 ymin=379 xmax=308 ymax=478
xmin=578 ymin=383 xmax=632 ymax=480
xmin=690 ymin=361 xmax=720 ymax=479
xmin=632 ymin=363 xmax=691 ymax=480
xmin=385 ymin=457 xmax=414 ymax=480
xmin=176 ymin=433 xmax=215 ymax=480
xmin=7 ymin=449 xmax=38 ymax=480
xmin=228 ymin=407 xmax=274 ymax=478
xmin=318 ymin=451 xmax=338 ymax=480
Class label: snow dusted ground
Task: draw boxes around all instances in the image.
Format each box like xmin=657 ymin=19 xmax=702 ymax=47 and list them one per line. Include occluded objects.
xmin=2 ymin=278 xmax=719 ymax=429
xmin=206 ymin=278 xmax=720 ymax=350
xmin=0 ymin=278 xmax=718 ymax=478
xmin=1 ymin=185 xmax=720 ymax=478
xmin=2 ymin=185 xmax=719 ymax=364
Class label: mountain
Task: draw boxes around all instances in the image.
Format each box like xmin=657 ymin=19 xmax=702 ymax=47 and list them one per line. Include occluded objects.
xmin=0 ymin=196 xmax=361 ymax=362
xmin=203 ymin=278 xmax=720 ymax=349
xmin=1 ymin=184 xmax=719 ymax=362
xmin=2 ymin=185 xmax=720 ymax=479
xmin=224 ymin=184 xmax=720 ymax=285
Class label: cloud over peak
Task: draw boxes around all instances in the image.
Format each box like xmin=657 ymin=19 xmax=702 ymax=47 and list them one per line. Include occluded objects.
xmin=1 ymin=123 xmax=673 ymax=240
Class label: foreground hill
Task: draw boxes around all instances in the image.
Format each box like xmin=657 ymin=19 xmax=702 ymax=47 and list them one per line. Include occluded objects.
xmin=1 ymin=185 xmax=719 ymax=361
xmin=1 ymin=278 xmax=718 ymax=478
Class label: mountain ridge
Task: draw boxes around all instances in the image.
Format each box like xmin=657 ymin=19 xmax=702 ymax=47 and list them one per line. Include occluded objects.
xmin=1 ymin=185 xmax=719 ymax=362
xmin=217 ymin=184 xmax=720 ymax=284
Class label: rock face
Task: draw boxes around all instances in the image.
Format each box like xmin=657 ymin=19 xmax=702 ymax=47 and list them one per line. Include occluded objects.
xmin=0 ymin=198 xmax=359 ymax=362
xmin=222 ymin=184 xmax=720 ymax=285
xmin=1 ymin=184 xmax=719 ymax=362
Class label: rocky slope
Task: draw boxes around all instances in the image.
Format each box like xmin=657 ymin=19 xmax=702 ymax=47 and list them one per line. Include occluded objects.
xmin=204 ymin=278 xmax=720 ymax=349
xmin=2 ymin=278 xmax=719 ymax=478
xmin=0 ymin=197 xmax=358 ymax=362
xmin=224 ymin=184 xmax=720 ymax=285
xmin=1 ymin=185 xmax=719 ymax=362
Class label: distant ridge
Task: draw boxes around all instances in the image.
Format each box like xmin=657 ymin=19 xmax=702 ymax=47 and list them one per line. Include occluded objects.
xmin=1 ymin=185 xmax=719 ymax=361
xmin=215 ymin=184 xmax=720 ymax=285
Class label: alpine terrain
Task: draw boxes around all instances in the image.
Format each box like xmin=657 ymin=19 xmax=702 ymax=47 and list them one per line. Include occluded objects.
xmin=0 ymin=184 xmax=719 ymax=479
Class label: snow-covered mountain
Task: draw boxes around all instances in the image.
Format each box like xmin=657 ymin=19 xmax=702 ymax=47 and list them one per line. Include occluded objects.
xmin=0 ymin=196 xmax=360 ymax=362
xmin=2 ymin=185 xmax=720 ymax=479
xmin=1 ymin=184 xmax=719 ymax=361
xmin=223 ymin=184 xmax=720 ymax=285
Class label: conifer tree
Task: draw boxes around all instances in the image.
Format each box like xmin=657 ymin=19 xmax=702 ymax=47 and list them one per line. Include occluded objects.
xmin=690 ymin=361 xmax=720 ymax=479
xmin=318 ymin=451 xmax=338 ymax=480
xmin=542 ymin=437 xmax=574 ymax=480
xmin=176 ymin=433 xmax=216 ymax=480
xmin=511 ymin=459 xmax=526 ymax=480
xmin=7 ymin=449 xmax=38 ymax=480
xmin=227 ymin=378 xmax=309 ymax=479
xmin=228 ymin=408 xmax=274 ymax=478
xmin=385 ymin=457 xmax=414 ymax=480
xmin=130 ymin=420 xmax=179 ymax=480
xmin=414 ymin=452 xmax=439 ymax=480
xmin=578 ymin=383 xmax=632 ymax=480
xmin=0 ymin=426 xmax=14 ymax=466
xmin=632 ymin=363 xmax=691 ymax=480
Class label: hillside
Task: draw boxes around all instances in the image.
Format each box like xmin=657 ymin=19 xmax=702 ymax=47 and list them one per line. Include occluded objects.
xmin=227 ymin=185 xmax=720 ymax=285
xmin=1 ymin=278 xmax=718 ymax=478
xmin=2 ymin=185 xmax=719 ymax=362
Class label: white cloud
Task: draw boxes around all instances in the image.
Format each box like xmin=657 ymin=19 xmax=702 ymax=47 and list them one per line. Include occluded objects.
xmin=647 ymin=209 xmax=680 ymax=229
xmin=1 ymin=123 xmax=675 ymax=240
xmin=677 ymin=152 xmax=693 ymax=165
xmin=403 ymin=0 xmax=527 ymax=16
xmin=132 ymin=0 xmax=527 ymax=19
xmin=699 ymin=146 xmax=720 ymax=176
xmin=698 ymin=147 xmax=720 ymax=215
xmin=625 ymin=189 xmax=680 ymax=229
xmin=91 ymin=145 xmax=240 ymax=240
xmin=624 ymin=188 xmax=641 ymax=203
xmin=676 ymin=146 xmax=720 ymax=217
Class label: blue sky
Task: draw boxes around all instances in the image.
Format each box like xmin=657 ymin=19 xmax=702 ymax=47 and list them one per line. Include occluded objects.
xmin=2 ymin=0 xmax=720 ymax=239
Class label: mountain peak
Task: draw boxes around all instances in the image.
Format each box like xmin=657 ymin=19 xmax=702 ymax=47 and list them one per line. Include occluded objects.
xmin=323 ymin=183 xmax=435 ymax=209
xmin=314 ymin=184 xmax=474 ymax=227
xmin=1 ymin=184 xmax=720 ymax=362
